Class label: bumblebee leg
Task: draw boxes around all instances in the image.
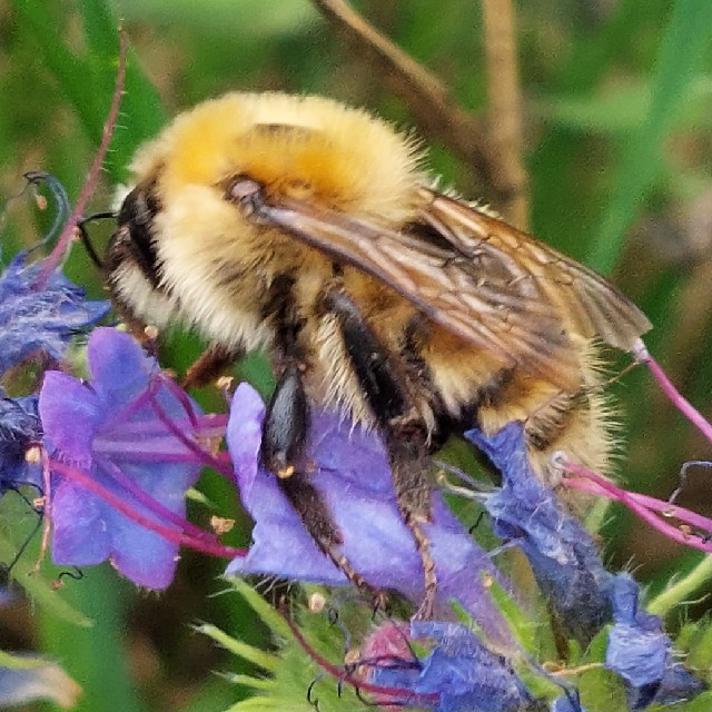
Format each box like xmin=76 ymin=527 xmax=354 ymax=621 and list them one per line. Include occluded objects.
xmin=182 ymin=344 xmax=242 ymax=390
xmin=319 ymin=286 xmax=437 ymax=619
xmin=262 ymin=343 xmax=388 ymax=609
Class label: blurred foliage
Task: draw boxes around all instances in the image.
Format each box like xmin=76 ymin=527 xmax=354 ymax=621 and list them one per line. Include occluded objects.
xmin=1 ymin=0 xmax=711 ymax=709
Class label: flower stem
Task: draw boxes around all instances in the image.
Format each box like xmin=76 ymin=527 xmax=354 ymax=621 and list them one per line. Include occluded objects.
xmin=36 ymin=28 xmax=128 ymax=287
xmin=647 ymin=555 xmax=712 ymax=618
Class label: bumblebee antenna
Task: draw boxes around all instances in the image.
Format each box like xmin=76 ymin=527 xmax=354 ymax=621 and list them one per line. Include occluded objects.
xmin=77 ymin=211 xmax=115 ymax=270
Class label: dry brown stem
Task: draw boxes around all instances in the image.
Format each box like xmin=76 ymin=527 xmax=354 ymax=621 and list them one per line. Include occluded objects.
xmin=312 ymin=0 xmax=517 ymax=208
xmin=481 ymin=0 xmax=529 ymax=227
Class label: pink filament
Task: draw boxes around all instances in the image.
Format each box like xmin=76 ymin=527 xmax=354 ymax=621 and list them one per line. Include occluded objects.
xmin=635 ymin=339 xmax=712 ymax=446
xmin=49 ymin=459 xmax=246 ymax=560
xmin=97 ymin=455 xmax=216 ymax=543
xmin=562 ymin=460 xmax=712 ymax=555
xmin=36 ymin=30 xmax=128 ymax=287
xmin=282 ymin=610 xmax=438 ymax=705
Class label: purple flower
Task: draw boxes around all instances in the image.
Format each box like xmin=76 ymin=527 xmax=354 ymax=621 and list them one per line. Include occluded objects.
xmin=466 ymin=423 xmax=611 ymax=644
xmin=0 ymin=251 xmax=108 ymax=377
xmin=39 ymin=327 xmax=206 ymax=589
xmin=226 ymin=383 xmax=513 ymax=647
xmin=369 ymin=621 xmax=538 ymax=712
xmin=0 ymin=393 xmax=41 ymax=493
xmin=466 ymin=423 xmax=703 ymax=708
xmin=605 ymin=574 xmax=704 ymax=709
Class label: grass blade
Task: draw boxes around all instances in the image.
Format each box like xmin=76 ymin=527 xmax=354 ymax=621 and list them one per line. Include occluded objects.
xmin=587 ymin=0 xmax=712 ymax=273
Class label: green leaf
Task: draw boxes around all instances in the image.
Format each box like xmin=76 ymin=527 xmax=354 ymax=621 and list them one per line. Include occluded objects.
xmin=648 ymin=555 xmax=712 ymax=618
xmin=195 ymin=623 xmax=281 ymax=672
xmin=221 ymin=673 xmax=276 ymax=692
xmin=225 ymin=577 xmax=293 ymax=639
xmin=38 ymin=566 xmax=148 ymax=712
xmin=686 ymin=619 xmax=712 ymax=675
xmin=474 ymin=575 xmax=555 ymax=658
xmin=540 ymin=82 xmax=651 ymax=134
xmin=10 ymin=0 xmax=100 ymax=140
xmin=587 ymin=0 xmax=712 ymax=273
xmin=204 ymin=582 xmax=372 ymax=712
xmin=0 ymin=495 xmax=93 ymax=628
xmin=11 ymin=0 xmax=165 ymax=182
xmin=225 ymin=697 xmax=280 ymax=712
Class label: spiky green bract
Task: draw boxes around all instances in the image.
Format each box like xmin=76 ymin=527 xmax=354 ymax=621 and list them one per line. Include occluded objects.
xmin=201 ymin=580 xmax=372 ymax=712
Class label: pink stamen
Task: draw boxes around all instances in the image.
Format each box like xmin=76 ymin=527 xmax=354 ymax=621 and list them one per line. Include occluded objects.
xmin=634 ymin=339 xmax=712 ymax=446
xmin=49 ymin=459 xmax=246 ymax=560
xmin=107 ymin=414 xmax=227 ymax=438
xmin=96 ymin=455 xmax=216 ymax=543
xmin=101 ymin=377 xmax=162 ymax=430
xmin=561 ymin=460 xmax=712 ymax=555
xmin=156 ymin=372 xmax=201 ymax=431
xmin=148 ymin=391 xmax=233 ymax=478
xmin=36 ymin=29 xmax=128 ymax=287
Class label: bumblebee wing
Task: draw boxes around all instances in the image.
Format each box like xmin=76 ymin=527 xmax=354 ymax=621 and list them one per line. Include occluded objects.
xmin=418 ymin=188 xmax=652 ymax=351
xmin=256 ymin=194 xmax=586 ymax=389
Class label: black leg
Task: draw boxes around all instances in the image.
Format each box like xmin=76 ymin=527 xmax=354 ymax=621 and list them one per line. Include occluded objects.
xmin=319 ymin=285 xmax=437 ymax=619
xmin=262 ymin=364 xmax=309 ymax=479
xmin=261 ymin=275 xmax=388 ymax=608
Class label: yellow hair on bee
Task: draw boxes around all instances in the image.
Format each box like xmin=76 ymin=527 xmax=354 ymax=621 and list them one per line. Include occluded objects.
xmin=133 ymin=92 xmax=425 ymax=224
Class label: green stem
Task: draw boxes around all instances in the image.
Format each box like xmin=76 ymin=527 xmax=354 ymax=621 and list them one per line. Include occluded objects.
xmin=647 ymin=555 xmax=712 ymax=618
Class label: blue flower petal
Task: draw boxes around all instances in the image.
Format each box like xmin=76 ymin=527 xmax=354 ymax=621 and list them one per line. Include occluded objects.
xmin=39 ymin=328 xmax=203 ymax=590
xmin=39 ymin=373 xmax=102 ymax=468
xmin=371 ymin=622 xmax=535 ymax=712
xmin=0 ymin=393 xmax=41 ymax=492
xmin=605 ymin=574 xmax=705 ymax=709
xmin=0 ymin=252 xmax=108 ymax=377
xmin=551 ymin=694 xmax=584 ymax=712
xmin=226 ymin=383 xmax=513 ymax=647
xmin=466 ymin=423 xmax=611 ymax=643
xmin=87 ymin=326 xmax=156 ymax=405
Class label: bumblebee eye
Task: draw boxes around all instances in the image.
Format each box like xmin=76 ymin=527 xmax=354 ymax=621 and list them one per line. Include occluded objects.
xmin=226 ymin=175 xmax=264 ymax=217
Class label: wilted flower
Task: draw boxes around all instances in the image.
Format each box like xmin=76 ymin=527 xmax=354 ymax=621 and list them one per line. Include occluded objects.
xmin=0 ymin=251 xmax=108 ymax=377
xmin=467 ymin=422 xmax=704 ymax=708
xmin=0 ymin=393 xmax=41 ymax=493
xmin=368 ymin=621 xmax=541 ymax=712
xmin=467 ymin=422 xmax=611 ymax=643
xmin=605 ymin=574 xmax=704 ymax=709
xmin=226 ymin=382 xmax=514 ymax=648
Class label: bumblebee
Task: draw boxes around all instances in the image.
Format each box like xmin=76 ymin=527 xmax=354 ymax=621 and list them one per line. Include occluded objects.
xmin=105 ymin=92 xmax=650 ymax=617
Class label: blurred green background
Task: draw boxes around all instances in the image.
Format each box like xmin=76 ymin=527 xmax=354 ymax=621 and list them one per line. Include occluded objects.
xmin=1 ymin=0 xmax=711 ymax=710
